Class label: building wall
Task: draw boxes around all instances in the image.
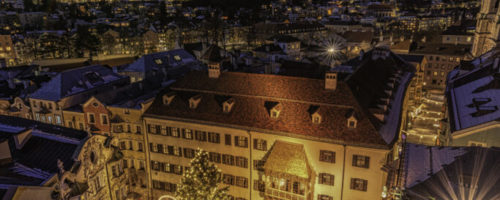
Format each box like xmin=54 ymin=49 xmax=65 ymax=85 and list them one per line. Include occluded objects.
xmin=82 ymin=98 xmax=111 ymax=135
xmin=62 ymin=110 xmax=86 ymax=130
xmin=451 ymin=125 xmax=500 ymax=148
xmin=144 ymin=117 xmax=389 ymax=200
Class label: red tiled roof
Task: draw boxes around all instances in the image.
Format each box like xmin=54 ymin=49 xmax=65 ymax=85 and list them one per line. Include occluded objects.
xmin=145 ymin=71 xmax=389 ymax=148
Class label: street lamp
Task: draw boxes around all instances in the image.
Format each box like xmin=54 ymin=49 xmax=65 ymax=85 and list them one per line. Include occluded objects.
xmin=327 ymin=47 xmax=335 ymax=53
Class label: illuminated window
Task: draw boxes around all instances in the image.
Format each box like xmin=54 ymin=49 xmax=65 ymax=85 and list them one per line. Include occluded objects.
xmin=320 ymin=150 xmax=335 ymax=163
xmin=319 ymin=173 xmax=334 ymax=185
xmin=174 ymin=55 xmax=182 ymax=61
xmin=154 ymin=59 xmax=162 ymax=64
xmin=350 ymin=178 xmax=368 ymax=191
xmin=352 ymin=155 xmax=370 ymax=168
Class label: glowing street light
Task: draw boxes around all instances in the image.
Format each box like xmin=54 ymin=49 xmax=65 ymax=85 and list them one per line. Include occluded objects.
xmin=327 ymin=47 xmax=335 ymax=53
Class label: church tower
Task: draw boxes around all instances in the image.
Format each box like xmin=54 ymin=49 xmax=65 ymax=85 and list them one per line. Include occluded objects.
xmin=472 ymin=0 xmax=500 ymax=57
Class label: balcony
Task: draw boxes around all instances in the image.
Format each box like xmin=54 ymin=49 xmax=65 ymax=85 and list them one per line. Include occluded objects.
xmin=265 ymin=187 xmax=305 ymax=200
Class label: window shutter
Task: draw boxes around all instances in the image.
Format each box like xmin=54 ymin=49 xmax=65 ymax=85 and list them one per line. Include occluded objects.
xmin=263 ymin=140 xmax=267 ymax=150
xmin=253 ymin=139 xmax=257 ymax=149
xmin=365 ymin=157 xmax=370 ymax=168
xmin=352 ymin=155 xmax=357 ymax=166
xmin=363 ymin=180 xmax=368 ymax=191
xmin=234 ymin=136 xmax=239 ymax=146
xmin=149 ymin=143 xmax=153 ymax=151
xmin=350 ymin=178 xmax=354 ymax=189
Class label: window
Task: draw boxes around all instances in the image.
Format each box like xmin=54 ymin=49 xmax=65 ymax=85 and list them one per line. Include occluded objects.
xmin=129 ymin=141 xmax=133 ymax=150
xmin=235 ymin=136 xmax=248 ymax=148
xmin=35 ymin=113 xmax=40 ymax=121
xmin=318 ymin=194 xmax=333 ymax=200
xmin=47 ymin=116 xmax=53 ymax=124
xmin=320 ymin=150 xmax=335 ymax=163
xmin=319 ymin=173 xmax=334 ymax=185
xmin=88 ymin=113 xmax=95 ymax=124
xmin=138 ymin=142 xmax=143 ymax=152
xmin=223 ymin=174 xmax=234 ymax=185
xmin=225 ymin=134 xmax=232 ymax=145
xmin=235 ymin=156 xmax=248 ymax=168
xmin=348 ymin=120 xmax=356 ymax=128
xmin=154 ymin=58 xmax=163 ymax=65
xmin=209 ymin=152 xmax=221 ymax=163
xmin=253 ymin=139 xmax=267 ymax=151
xmin=155 ymin=125 xmax=161 ymax=134
xmin=68 ymin=121 xmax=73 ymax=128
xmin=195 ymin=131 xmax=206 ymax=141
xmin=235 ymin=176 xmax=248 ymax=188
xmin=208 ymin=132 xmax=220 ymax=143
xmin=350 ymin=178 xmax=368 ymax=191
xmin=149 ymin=143 xmax=157 ymax=152
xmin=271 ymin=110 xmax=279 ymax=118
xmin=40 ymin=115 xmax=46 ymax=122
xmin=114 ymin=125 xmax=123 ymax=133
xmin=136 ymin=126 xmax=141 ymax=134
xmin=101 ymin=114 xmax=108 ymax=125
xmin=184 ymin=148 xmax=196 ymax=159
xmin=183 ymin=129 xmax=193 ymax=139
xmin=79 ymin=123 xmax=84 ymax=130
xmin=157 ymin=144 xmax=163 ymax=153
xmin=352 ymin=155 xmax=370 ymax=168
xmin=222 ymin=154 xmax=234 ymax=165
xmin=253 ymin=160 xmax=264 ymax=171
xmin=313 ymin=115 xmax=321 ymax=124
xmin=468 ymin=141 xmax=486 ymax=147
xmin=173 ymin=55 xmax=182 ymax=61
xmin=254 ymin=180 xmax=265 ymax=192
xmin=55 ymin=115 xmax=62 ymax=124
xmin=172 ymin=127 xmax=180 ymax=137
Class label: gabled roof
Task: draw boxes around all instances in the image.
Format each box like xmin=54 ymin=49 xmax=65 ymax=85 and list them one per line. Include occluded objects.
xmin=145 ymin=71 xmax=389 ymax=148
xmin=30 ymin=65 xmax=126 ymax=101
xmin=0 ymin=116 xmax=87 ymax=187
xmin=346 ymin=48 xmax=415 ymax=144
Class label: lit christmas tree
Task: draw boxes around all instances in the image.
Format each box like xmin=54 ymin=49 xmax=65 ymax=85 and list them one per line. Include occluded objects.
xmin=176 ymin=148 xmax=230 ymax=200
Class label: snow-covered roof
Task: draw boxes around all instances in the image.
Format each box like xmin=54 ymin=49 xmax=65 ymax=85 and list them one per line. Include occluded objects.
xmin=404 ymin=143 xmax=468 ymax=188
xmin=30 ymin=65 xmax=126 ymax=101
xmin=447 ymin=49 xmax=500 ymax=132
xmin=119 ymin=49 xmax=197 ymax=73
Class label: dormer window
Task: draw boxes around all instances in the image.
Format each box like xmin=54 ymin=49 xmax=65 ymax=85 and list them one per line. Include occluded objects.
xmin=189 ymin=94 xmax=202 ymax=109
xmin=222 ymin=98 xmax=235 ymax=113
xmin=346 ymin=109 xmax=358 ymax=128
xmin=163 ymin=92 xmax=176 ymax=106
xmin=174 ymin=55 xmax=182 ymax=61
xmin=154 ymin=58 xmax=163 ymax=65
xmin=312 ymin=114 xmax=321 ymax=124
xmin=265 ymin=101 xmax=281 ymax=119
xmin=271 ymin=109 xmax=280 ymax=119
xmin=348 ymin=116 xmax=357 ymax=128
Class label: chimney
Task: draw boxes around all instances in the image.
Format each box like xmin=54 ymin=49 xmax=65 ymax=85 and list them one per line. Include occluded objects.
xmin=208 ymin=63 xmax=221 ymax=78
xmin=325 ymin=72 xmax=338 ymax=90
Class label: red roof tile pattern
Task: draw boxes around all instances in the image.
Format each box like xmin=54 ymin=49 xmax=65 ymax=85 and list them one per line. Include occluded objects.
xmin=145 ymin=71 xmax=390 ymax=148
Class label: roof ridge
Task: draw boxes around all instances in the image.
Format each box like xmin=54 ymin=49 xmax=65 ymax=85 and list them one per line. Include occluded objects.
xmin=170 ymin=87 xmax=355 ymax=109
